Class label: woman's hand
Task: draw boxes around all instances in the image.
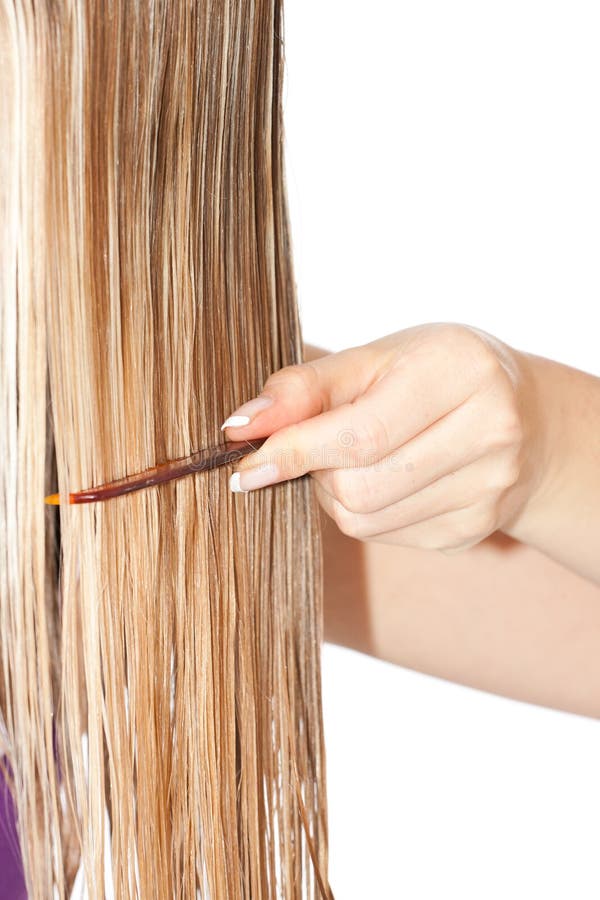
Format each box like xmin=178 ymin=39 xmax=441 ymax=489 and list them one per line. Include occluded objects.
xmin=221 ymin=324 xmax=547 ymax=553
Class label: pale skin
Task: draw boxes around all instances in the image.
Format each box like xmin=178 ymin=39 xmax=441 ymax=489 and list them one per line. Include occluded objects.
xmin=221 ymin=323 xmax=600 ymax=718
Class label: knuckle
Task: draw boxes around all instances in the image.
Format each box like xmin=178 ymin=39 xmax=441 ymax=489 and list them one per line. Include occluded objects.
xmin=439 ymin=539 xmax=479 ymax=556
xmin=331 ymin=501 xmax=361 ymax=538
xmin=503 ymin=456 xmax=521 ymax=488
xmin=331 ymin=469 xmax=367 ymax=514
xmin=455 ymin=329 xmax=502 ymax=383
xmin=393 ymin=527 xmax=444 ymax=552
xmin=482 ymin=406 xmax=523 ymax=452
xmin=466 ymin=352 xmax=502 ymax=392
xmin=473 ymin=342 xmax=501 ymax=379
xmin=331 ymin=469 xmax=360 ymax=512
xmin=472 ymin=506 xmax=497 ymax=537
xmin=434 ymin=322 xmax=486 ymax=352
xmin=265 ymin=362 xmax=320 ymax=400
xmin=448 ymin=521 xmax=473 ymax=547
xmin=494 ymin=452 xmax=521 ymax=491
xmin=422 ymin=322 xmax=474 ymax=349
xmin=486 ymin=453 xmax=521 ymax=494
xmin=438 ymin=513 xmax=484 ymax=549
xmin=349 ymin=407 xmax=391 ymax=456
xmin=439 ymin=544 xmax=465 ymax=557
xmin=419 ymin=537 xmax=446 ymax=552
xmin=406 ymin=324 xmax=468 ymax=369
xmin=427 ymin=324 xmax=502 ymax=387
xmin=494 ymin=407 xmax=523 ymax=448
xmin=426 ymin=534 xmax=458 ymax=552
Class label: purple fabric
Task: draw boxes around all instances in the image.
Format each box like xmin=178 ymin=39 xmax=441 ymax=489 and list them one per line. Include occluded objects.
xmin=0 ymin=765 xmax=27 ymax=899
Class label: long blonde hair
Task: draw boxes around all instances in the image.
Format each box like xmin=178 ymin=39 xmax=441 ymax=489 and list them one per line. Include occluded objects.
xmin=0 ymin=1 xmax=331 ymax=896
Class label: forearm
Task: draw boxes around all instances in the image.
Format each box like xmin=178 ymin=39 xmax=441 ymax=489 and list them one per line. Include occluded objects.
xmin=505 ymin=354 xmax=600 ymax=584
xmin=321 ymin=511 xmax=600 ymax=718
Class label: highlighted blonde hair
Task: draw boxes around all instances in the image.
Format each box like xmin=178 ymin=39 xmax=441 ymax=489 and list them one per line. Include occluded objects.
xmin=0 ymin=1 xmax=331 ymax=896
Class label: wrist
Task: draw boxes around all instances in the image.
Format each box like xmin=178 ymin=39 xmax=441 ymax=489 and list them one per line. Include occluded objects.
xmin=501 ymin=351 xmax=565 ymax=544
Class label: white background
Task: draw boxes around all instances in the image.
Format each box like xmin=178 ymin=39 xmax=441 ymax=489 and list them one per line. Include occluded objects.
xmin=284 ymin=2 xmax=600 ymax=898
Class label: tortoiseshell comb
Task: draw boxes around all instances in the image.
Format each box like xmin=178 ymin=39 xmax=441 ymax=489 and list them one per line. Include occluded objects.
xmin=44 ymin=437 xmax=266 ymax=505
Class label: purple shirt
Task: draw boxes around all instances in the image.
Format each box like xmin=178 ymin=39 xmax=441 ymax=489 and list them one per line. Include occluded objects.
xmin=0 ymin=765 xmax=27 ymax=899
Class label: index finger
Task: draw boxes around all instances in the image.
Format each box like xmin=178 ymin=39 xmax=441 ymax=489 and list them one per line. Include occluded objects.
xmin=220 ymin=339 xmax=395 ymax=441
xmin=233 ymin=352 xmax=468 ymax=486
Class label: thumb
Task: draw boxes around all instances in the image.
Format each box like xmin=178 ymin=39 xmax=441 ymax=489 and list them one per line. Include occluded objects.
xmin=220 ymin=341 xmax=389 ymax=440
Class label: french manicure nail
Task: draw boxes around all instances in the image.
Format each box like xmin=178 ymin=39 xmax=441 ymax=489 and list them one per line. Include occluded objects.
xmin=229 ymin=463 xmax=279 ymax=493
xmin=230 ymin=472 xmax=247 ymax=493
xmin=221 ymin=415 xmax=250 ymax=429
xmin=221 ymin=395 xmax=273 ymax=430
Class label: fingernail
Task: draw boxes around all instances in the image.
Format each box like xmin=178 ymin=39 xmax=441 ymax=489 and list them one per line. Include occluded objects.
xmin=229 ymin=463 xmax=279 ymax=493
xmin=221 ymin=395 xmax=273 ymax=430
